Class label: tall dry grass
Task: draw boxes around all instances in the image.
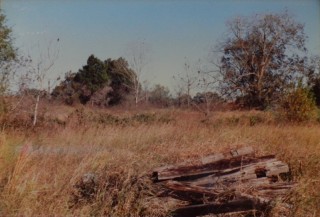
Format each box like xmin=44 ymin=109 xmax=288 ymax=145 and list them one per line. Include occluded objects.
xmin=0 ymin=107 xmax=319 ymax=216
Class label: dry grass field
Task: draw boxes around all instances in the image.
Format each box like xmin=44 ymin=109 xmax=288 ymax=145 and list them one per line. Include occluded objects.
xmin=0 ymin=106 xmax=319 ymax=216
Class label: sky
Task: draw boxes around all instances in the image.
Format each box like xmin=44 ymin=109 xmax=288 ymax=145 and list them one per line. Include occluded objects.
xmin=2 ymin=0 xmax=320 ymax=91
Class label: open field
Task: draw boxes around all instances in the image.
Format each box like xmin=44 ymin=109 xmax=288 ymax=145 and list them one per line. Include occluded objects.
xmin=0 ymin=107 xmax=320 ymax=216
xmin=1 ymin=1 xmax=320 ymax=216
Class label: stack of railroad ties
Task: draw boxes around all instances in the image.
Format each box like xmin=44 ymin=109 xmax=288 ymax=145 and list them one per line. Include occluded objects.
xmin=152 ymin=147 xmax=295 ymax=217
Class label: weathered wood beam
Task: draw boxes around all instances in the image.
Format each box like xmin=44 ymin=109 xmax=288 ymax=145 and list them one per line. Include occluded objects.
xmin=188 ymin=158 xmax=287 ymax=187
xmin=172 ymin=199 xmax=268 ymax=217
xmin=162 ymin=179 xmax=295 ymax=203
xmin=155 ymin=156 xmax=283 ymax=184
xmin=153 ymin=147 xmax=256 ymax=181
xmin=152 ymin=147 xmax=295 ymax=217
xmin=161 ymin=181 xmax=226 ymax=203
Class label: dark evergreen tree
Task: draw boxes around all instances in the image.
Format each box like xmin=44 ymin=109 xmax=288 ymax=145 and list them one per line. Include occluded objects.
xmin=52 ymin=55 xmax=137 ymax=106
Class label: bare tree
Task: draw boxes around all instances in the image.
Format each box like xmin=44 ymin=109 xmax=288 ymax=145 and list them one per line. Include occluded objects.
xmin=174 ymin=58 xmax=221 ymax=118
xmin=193 ymin=70 xmax=219 ymax=118
xmin=141 ymin=79 xmax=151 ymax=105
xmin=125 ymin=40 xmax=151 ymax=105
xmin=173 ymin=58 xmax=199 ymax=108
xmin=27 ymin=39 xmax=59 ymax=126
xmin=215 ymin=11 xmax=308 ymax=109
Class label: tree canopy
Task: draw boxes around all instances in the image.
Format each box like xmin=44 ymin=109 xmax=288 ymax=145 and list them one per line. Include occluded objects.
xmin=0 ymin=11 xmax=17 ymax=95
xmin=74 ymin=55 xmax=109 ymax=94
xmin=218 ymin=11 xmax=309 ymax=109
xmin=52 ymin=55 xmax=136 ymax=106
xmin=149 ymin=84 xmax=171 ymax=106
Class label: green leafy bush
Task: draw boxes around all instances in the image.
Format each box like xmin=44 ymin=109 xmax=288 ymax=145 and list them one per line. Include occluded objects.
xmin=279 ymin=86 xmax=317 ymax=122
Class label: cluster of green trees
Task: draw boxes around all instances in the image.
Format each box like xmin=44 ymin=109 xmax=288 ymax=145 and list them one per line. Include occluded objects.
xmin=0 ymin=12 xmax=17 ymax=113
xmin=52 ymin=55 xmax=136 ymax=106
xmin=50 ymin=55 xmax=183 ymax=107
xmin=1 ymin=10 xmax=320 ymax=120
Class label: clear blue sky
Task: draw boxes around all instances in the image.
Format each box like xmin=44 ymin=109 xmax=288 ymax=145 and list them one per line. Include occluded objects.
xmin=2 ymin=0 xmax=320 ymax=91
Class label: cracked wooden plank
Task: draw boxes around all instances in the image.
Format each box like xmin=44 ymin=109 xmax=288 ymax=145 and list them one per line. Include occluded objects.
xmin=151 ymin=146 xmax=295 ymax=217
xmin=153 ymin=147 xmax=255 ymax=181
xmin=172 ymin=199 xmax=267 ymax=217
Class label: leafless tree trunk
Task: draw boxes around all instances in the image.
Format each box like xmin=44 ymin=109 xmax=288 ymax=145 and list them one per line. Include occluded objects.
xmin=33 ymin=93 xmax=40 ymax=126
xmin=173 ymin=58 xmax=199 ymax=108
xmin=29 ymin=40 xmax=59 ymax=126
xmin=125 ymin=40 xmax=151 ymax=106
xmin=142 ymin=80 xmax=150 ymax=105
xmin=194 ymin=70 xmax=219 ymax=119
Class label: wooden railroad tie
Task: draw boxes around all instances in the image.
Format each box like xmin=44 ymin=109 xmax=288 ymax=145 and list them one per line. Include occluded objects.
xmin=152 ymin=146 xmax=295 ymax=217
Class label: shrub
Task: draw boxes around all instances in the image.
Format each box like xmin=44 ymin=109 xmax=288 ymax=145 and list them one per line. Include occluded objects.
xmin=225 ymin=116 xmax=240 ymax=125
xmin=279 ymin=86 xmax=317 ymax=122
xmin=131 ymin=113 xmax=156 ymax=123
xmin=316 ymin=109 xmax=320 ymax=123
xmin=249 ymin=115 xmax=264 ymax=126
xmin=311 ymin=77 xmax=320 ymax=106
xmin=0 ymin=97 xmax=8 ymax=121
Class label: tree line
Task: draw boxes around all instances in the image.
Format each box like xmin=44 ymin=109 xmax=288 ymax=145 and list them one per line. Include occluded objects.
xmin=49 ymin=54 xmax=223 ymax=108
xmin=1 ymin=10 xmax=320 ymax=122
